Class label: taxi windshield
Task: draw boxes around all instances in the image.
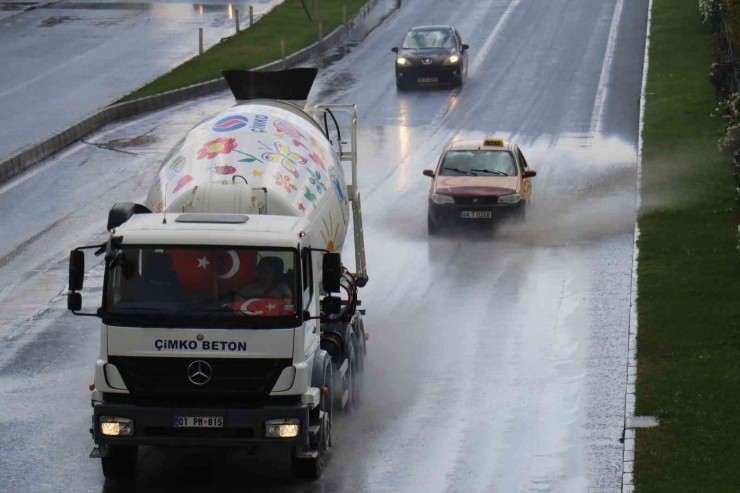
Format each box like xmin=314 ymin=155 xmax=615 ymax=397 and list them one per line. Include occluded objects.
xmin=439 ymin=150 xmax=517 ymax=177
xmin=104 ymin=246 xmax=299 ymax=328
xmin=402 ymin=29 xmax=456 ymax=49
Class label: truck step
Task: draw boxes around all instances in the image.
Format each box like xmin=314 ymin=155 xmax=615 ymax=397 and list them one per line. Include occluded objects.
xmin=308 ymin=424 xmax=321 ymax=439
xmin=89 ymin=445 xmax=108 ymax=459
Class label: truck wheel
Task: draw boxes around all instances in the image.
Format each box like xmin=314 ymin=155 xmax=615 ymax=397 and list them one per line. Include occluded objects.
xmin=343 ymin=342 xmax=357 ymax=413
xmin=101 ymin=445 xmax=137 ymax=480
xmin=293 ymin=360 xmax=332 ymax=480
xmin=351 ymin=334 xmax=365 ymax=408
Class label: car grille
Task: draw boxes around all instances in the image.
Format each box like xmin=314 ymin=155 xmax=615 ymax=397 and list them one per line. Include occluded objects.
xmin=454 ymin=196 xmax=499 ymax=205
xmin=108 ymin=356 xmax=290 ymax=398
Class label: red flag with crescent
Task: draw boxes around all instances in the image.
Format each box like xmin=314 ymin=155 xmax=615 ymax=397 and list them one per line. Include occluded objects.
xmin=225 ymin=298 xmax=296 ymax=317
xmin=167 ymin=249 xmax=257 ymax=293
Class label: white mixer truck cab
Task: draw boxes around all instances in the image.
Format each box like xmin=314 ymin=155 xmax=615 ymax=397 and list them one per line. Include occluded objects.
xmin=66 ymin=68 xmax=369 ymax=481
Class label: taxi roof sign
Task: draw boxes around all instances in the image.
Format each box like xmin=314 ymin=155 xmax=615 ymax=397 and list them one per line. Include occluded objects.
xmin=483 ymin=138 xmax=504 ymax=147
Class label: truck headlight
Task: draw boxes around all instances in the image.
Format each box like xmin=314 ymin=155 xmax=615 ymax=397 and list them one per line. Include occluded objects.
xmin=396 ymin=57 xmax=409 ymax=65
xmin=265 ymin=418 xmax=300 ymax=438
xmin=432 ymin=193 xmax=454 ymax=205
xmin=100 ymin=416 xmax=134 ymax=436
xmin=497 ymin=193 xmax=521 ymax=204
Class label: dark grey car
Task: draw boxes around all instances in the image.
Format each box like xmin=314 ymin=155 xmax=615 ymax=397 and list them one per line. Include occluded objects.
xmin=391 ymin=25 xmax=469 ymax=90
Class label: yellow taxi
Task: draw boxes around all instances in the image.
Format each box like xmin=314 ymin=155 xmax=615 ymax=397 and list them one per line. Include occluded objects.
xmin=423 ymin=138 xmax=536 ymax=235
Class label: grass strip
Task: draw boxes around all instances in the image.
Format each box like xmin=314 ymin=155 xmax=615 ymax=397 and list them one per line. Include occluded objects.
xmin=120 ymin=0 xmax=369 ymax=102
xmin=634 ymin=0 xmax=740 ymax=491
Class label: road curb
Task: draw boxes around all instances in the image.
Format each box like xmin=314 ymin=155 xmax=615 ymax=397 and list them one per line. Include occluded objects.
xmin=0 ymin=0 xmax=382 ymax=184
xmin=622 ymin=0 xmax=654 ymax=491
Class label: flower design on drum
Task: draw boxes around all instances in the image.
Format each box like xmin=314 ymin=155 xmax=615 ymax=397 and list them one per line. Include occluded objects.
xmin=261 ymin=141 xmax=308 ymax=179
xmin=307 ymin=169 xmax=328 ymax=194
xmin=304 ymin=186 xmax=317 ymax=207
xmin=274 ymin=172 xmax=297 ymax=193
xmin=197 ymin=138 xmax=237 ymax=160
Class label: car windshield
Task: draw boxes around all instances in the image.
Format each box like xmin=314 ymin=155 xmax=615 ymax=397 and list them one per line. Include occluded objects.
xmin=439 ymin=150 xmax=517 ymax=176
xmin=105 ymin=246 xmax=299 ymax=327
xmin=402 ymin=29 xmax=456 ymax=49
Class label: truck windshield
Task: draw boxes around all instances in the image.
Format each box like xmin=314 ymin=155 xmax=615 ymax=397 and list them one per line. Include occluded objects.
xmin=105 ymin=246 xmax=299 ymax=327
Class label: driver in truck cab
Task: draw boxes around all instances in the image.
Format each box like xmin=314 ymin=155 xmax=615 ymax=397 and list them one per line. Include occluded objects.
xmin=238 ymin=257 xmax=292 ymax=300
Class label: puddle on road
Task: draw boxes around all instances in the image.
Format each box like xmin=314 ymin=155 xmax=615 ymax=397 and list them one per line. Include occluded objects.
xmin=39 ymin=15 xmax=82 ymax=27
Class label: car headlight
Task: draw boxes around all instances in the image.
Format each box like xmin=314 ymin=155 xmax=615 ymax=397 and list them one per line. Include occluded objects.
xmin=396 ymin=57 xmax=409 ymax=65
xmin=497 ymin=193 xmax=521 ymax=205
xmin=265 ymin=418 xmax=300 ymax=438
xmin=444 ymin=55 xmax=460 ymax=65
xmin=432 ymin=193 xmax=455 ymax=205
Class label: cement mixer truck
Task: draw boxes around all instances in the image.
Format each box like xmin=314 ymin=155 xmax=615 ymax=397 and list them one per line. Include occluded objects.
xmin=66 ymin=69 xmax=368 ymax=481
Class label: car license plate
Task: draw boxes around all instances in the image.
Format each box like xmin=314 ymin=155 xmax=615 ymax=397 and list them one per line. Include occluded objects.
xmin=417 ymin=77 xmax=438 ymax=83
xmin=174 ymin=416 xmax=224 ymax=428
xmin=460 ymin=211 xmax=492 ymax=219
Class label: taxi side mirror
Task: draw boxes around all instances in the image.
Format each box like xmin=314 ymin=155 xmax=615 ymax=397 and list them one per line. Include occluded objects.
xmin=391 ymin=47 xmax=399 ymax=54
xmin=461 ymin=44 xmax=469 ymax=52
xmin=523 ymin=170 xmax=537 ymax=178
xmin=423 ymin=169 xmax=435 ymax=178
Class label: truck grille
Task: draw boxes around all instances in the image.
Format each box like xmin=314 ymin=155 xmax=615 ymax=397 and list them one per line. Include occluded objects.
xmin=108 ymin=356 xmax=290 ymax=398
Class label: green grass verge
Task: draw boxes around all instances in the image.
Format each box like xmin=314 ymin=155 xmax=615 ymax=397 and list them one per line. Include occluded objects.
xmin=119 ymin=0 xmax=369 ymax=102
xmin=634 ymin=0 xmax=740 ymax=491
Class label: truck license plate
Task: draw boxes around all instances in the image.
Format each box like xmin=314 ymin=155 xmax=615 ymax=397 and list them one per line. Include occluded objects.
xmin=174 ymin=417 xmax=224 ymax=428
xmin=417 ymin=77 xmax=438 ymax=83
xmin=460 ymin=211 xmax=492 ymax=219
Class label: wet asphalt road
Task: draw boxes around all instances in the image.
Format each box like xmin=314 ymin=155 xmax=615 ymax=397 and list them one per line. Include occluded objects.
xmin=0 ymin=0 xmax=648 ymax=491
xmin=0 ymin=0 xmax=282 ymax=162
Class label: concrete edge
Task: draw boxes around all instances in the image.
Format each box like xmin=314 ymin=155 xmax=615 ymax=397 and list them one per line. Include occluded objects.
xmin=622 ymin=0 xmax=653 ymax=491
xmin=0 ymin=0 xmax=383 ymax=184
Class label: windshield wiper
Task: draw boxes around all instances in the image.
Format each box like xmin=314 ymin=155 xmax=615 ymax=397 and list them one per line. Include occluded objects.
xmin=444 ymin=167 xmax=477 ymax=176
xmin=470 ymin=169 xmax=508 ymax=176
xmin=184 ymin=296 xmax=233 ymax=314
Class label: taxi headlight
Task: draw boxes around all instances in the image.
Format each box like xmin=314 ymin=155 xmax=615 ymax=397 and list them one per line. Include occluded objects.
xmin=497 ymin=193 xmax=521 ymax=205
xmin=444 ymin=55 xmax=460 ymax=65
xmin=265 ymin=418 xmax=300 ymax=438
xmin=100 ymin=416 xmax=134 ymax=436
xmin=432 ymin=193 xmax=455 ymax=205
xmin=396 ymin=57 xmax=409 ymax=65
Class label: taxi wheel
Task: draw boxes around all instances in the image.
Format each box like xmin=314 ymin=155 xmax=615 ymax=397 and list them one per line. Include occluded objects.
xmin=515 ymin=202 xmax=527 ymax=223
xmin=428 ymin=214 xmax=440 ymax=235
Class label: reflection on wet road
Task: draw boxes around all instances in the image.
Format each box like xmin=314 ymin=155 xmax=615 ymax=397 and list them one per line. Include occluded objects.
xmin=0 ymin=0 xmax=648 ymax=491
xmin=0 ymin=0 xmax=283 ymax=161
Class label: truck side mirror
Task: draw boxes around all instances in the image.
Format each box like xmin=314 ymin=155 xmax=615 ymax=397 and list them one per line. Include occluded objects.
xmin=423 ymin=169 xmax=435 ymax=178
xmin=522 ymin=170 xmax=537 ymax=178
xmin=321 ymin=296 xmax=342 ymax=315
xmin=68 ymin=292 xmax=82 ymax=312
xmin=322 ymin=253 xmax=342 ymax=293
xmin=69 ymin=250 xmax=85 ymax=291
xmin=391 ymin=47 xmax=399 ymax=54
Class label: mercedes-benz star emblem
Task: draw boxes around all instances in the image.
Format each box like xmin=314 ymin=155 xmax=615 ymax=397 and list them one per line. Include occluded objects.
xmin=187 ymin=360 xmax=212 ymax=386
xmin=422 ymin=58 xmax=432 ymax=65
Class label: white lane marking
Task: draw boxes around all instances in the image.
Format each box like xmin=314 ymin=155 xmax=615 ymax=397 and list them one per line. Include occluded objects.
xmin=469 ymin=0 xmax=523 ymax=77
xmin=588 ymin=0 xmax=626 ymax=143
xmin=623 ymin=0 xmax=652 ymax=488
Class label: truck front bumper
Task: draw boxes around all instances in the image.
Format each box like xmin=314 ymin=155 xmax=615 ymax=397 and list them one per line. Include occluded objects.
xmin=92 ymin=401 xmax=310 ymax=449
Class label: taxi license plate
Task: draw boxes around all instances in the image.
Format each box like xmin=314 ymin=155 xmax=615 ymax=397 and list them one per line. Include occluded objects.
xmin=460 ymin=211 xmax=492 ymax=219
xmin=174 ymin=417 xmax=224 ymax=428
xmin=417 ymin=77 xmax=438 ymax=83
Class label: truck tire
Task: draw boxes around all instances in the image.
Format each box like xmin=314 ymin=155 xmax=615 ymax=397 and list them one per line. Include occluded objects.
xmin=101 ymin=445 xmax=137 ymax=480
xmin=343 ymin=341 xmax=357 ymax=413
xmin=350 ymin=333 xmax=365 ymax=408
xmin=293 ymin=360 xmax=332 ymax=480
